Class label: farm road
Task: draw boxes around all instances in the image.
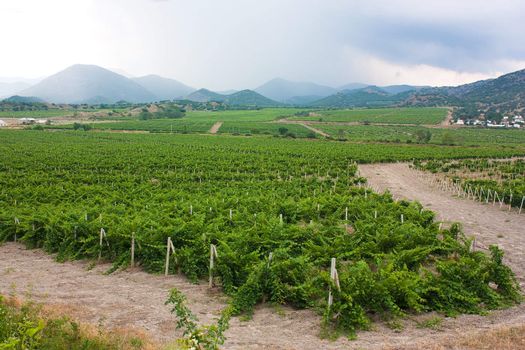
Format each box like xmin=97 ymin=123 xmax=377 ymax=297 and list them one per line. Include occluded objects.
xmin=209 ymin=121 xmax=223 ymax=134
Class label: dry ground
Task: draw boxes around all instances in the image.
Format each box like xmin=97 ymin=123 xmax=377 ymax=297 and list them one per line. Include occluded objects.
xmin=1 ymin=162 xmax=525 ymax=349
xmin=209 ymin=121 xmax=223 ymax=134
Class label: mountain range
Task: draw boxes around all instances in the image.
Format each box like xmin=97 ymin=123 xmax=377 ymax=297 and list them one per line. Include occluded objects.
xmin=254 ymin=78 xmax=337 ymax=104
xmin=185 ymin=88 xmax=280 ymax=107
xmin=3 ymin=64 xmax=525 ymax=116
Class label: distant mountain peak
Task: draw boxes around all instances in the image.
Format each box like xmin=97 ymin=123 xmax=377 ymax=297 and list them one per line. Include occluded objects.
xmin=132 ymin=74 xmax=194 ymax=100
xmin=20 ymin=64 xmax=156 ymax=104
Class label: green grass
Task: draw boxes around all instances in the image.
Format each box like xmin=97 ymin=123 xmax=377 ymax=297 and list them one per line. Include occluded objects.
xmin=288 ymin=107 xmax=448 ymax=125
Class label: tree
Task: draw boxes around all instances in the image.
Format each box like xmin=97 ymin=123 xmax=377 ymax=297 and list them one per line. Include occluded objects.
xmin=278 ymin=127 xmax=289 ymax=135
xmin=441 ymin=131 xmax=456 ymax=145
xmin=415 ymin=129 xmax=432 ymax=143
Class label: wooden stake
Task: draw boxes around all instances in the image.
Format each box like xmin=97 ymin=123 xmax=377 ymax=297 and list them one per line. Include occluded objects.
xmin=209 ymin=244 xmax=218 ymax=288
xmin=14 ymin=217 xmax=19 ymax=242
xmin=165 ymin=237 xmax=172 ymax=276
xmin=327 ymin=258 xmax=340 ymax=308
xmin=520 ymin=196 xmax=524 ymax=214
xmin=131 ymin=232 xmax=135 ymax=268
xmin=98 ymin=228 xmax=106 ymax=261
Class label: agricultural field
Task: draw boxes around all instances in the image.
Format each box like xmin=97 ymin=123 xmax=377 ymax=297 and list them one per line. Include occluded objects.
xmin=185 ymin=108 xmax=298 ymax=122
xmin=0 ymin=109 xmax=74 ymax=118
xmin=288 ymin=107 xmax=448 ymax=125
xmin=316 ymin=124 xmax=525 ymax=146
xmin=218 ymin=121 xmax=313 ymax=137
xmin=0 ymin=130 xmax=522 ymax=342
xmin=414 ymin=158 xmax=525 ymax=209
xmin=89 ymin=119 xmax=216 ymax=133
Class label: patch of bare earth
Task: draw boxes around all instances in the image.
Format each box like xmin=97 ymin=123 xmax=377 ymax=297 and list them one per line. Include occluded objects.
xmin=299 ymin=123 xmax=330 ymax=137
xmin=1 ymin=162 xmax=524 ymax=349
xmin=209 ymin=121 xmax=223 ymax=134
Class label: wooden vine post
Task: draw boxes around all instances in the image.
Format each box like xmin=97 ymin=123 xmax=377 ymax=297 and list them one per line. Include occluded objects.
xmin=98 ymin=228 xmax=107 ymax=261
xmin=165 ymin=237 xmax=176 ymax=276
xmin=14 ymin=217 xmax=20 ymax=242
xmin=131 ymin=232 xmax=135 ymax=268
xmin=520 ymin=196 xmax=525 ymax=214
xmin=209 ymin=244 xmax=219 ymax=288
xmin=327 ymin=258 xmax=340 ymax=309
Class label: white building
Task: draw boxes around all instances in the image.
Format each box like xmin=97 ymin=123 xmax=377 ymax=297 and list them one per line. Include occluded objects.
xmin=456 ymin=119 xmax=465 ymax=125
xmin=19 ymin=118 xmax=36 ymax=125
xmin=0 ymin=119 xmax=6 ymax=127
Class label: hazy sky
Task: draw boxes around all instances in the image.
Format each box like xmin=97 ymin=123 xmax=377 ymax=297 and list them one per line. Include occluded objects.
xmin=1 ymin=0 xmax=524 ymax=90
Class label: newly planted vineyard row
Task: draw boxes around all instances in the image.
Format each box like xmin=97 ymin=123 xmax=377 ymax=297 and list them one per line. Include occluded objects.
xmin=0 ymin=130 xmax=521 ymax=336
xmin=414 ymin=159 xmax=525 ymax=209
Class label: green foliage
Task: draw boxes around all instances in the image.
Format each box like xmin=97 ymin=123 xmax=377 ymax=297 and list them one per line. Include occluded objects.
xmin=0 ymin=131 xmax=522 ymax=339
xmin=0 ymin=296 xmax=145 ymax=350
xmin=415 ymin=129 xmax=432 ymax=143
xmin=72 ymin=122 xmax=92 ymax=131
xmin=289 ymin=107 xmax=448 ymax=125
xmin=166 ymin=289 xmax=232 ymax=350
xmin=415 ymin=159 xmax=525 ymax=208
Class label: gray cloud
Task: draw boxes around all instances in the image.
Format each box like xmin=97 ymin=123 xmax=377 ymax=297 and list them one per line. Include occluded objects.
xmin=1 ymin=0 xmax=524 ymax=89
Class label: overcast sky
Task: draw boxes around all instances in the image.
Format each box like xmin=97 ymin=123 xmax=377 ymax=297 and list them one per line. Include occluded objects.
xmin=1 ymin=0 xmax=524 ymax=90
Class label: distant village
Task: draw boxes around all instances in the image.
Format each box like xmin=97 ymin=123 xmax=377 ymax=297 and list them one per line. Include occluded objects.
xmin=456 ymin=114 xmax=524 ymax=128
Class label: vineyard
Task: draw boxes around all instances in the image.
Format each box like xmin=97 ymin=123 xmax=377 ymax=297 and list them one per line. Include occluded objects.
xmin=0 ymin=130 xmax=522 ymax=338
xmin=414 ymin=158 xmax=525 ymax=210
xmin=316 ymin=124 xmax=525 ymax=146
xmin=288 ymin=107 xmax=448 ymax=125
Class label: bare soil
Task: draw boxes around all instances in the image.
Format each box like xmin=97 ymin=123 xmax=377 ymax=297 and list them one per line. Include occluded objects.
xmin=1 ymin=162 xmax=525 ymax=349
xmin=209 ymin=121 xmax=223 ymax=134
xmin=300 ymin=123 xmax=330 ymax=137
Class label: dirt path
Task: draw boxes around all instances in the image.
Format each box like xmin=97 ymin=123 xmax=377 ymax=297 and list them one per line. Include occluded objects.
xmin=299 ymin=123 xmax=330 ymax=137
xmin=2 ymin=242 xmax=525 ymax=349
xmin=441 ymin=108 xmax=453 ymax=126
xmin=360 ymin=162 xmax=525 ymax=287
xmin=209 ymin=121 xmax=223 ymax=134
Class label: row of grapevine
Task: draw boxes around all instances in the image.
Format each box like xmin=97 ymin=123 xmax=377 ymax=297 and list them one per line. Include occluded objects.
xmin=0 ymin=130 xmax=522 ymax=337
xmin=413 ymin=159 xmax=525 ymax=209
